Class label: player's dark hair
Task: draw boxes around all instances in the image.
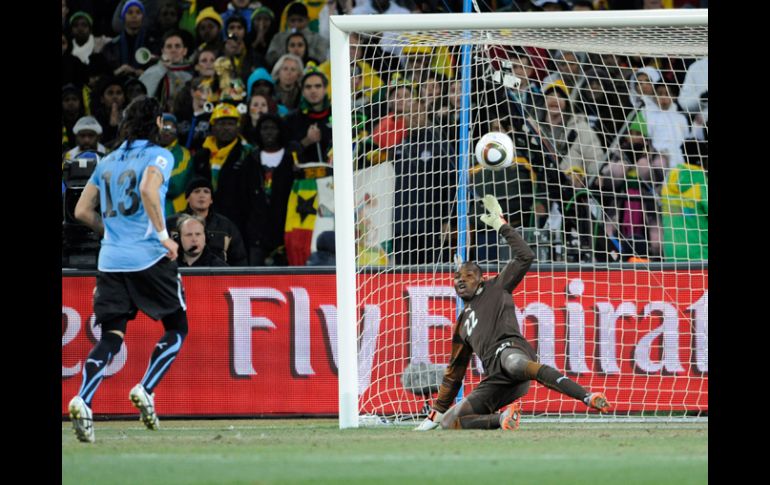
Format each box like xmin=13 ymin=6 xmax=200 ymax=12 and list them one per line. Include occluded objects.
xmin=119 ymin=95 xmax=162 ymax=148
xmin=461 ymin=261 xmax=483 ymax=276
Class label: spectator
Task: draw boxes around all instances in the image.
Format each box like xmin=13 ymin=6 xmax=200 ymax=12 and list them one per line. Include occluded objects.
xmin=350 ymin=0 xmax=410 ymax=57
xmin=244 ymin=7 xmax=277 ymax=74
xmin=68 ymin=11 xmax=110 ymax=66
xmin=392 ymin=97 xmax=456 ymax=266
xmin=266 ymin=2 xmax=328 ymax=67
xmin=678 ymin=57 xmax=708 ymax=141
xmin=62 ymin=84 xmax=86 ymax=153
xmin=628 ymin=65 xmax=661 ymax=110
xmin=285 ymin=70 xmax=333 ymax=165
xmin=271 ymin=54 xmax=304 ymax=110
xmin=159 ymin=113 xmax=194 ymax=215
xmin=146 ymin=0 xmax=193 ymax=54
xmin=242 ymin=93 xmax=279 ymax=145
xmin=92 ymin=76 xmax=127 ymax=147
xmin=660 ymin=139 xmax=708 ymax=261
xmin=64 ymin=116 xmax=107 ymax=161
xmin=306 ymin=230 xmax=336 ymax=266
xmin=192 ymin=102 xmax=256 ymax=243
xmin=221 ymin=0 xmax=258 ymax=33
xmin=139 ymin=30 xmax=193 ymax=112
xmin=102 ymin=0 xmax=149 ymax=78
xmin=124 ymin=76 xmax=149 ymax=104
xmin=167 ymin=177 xmax=249 ymax=265
xmin=175 ymin=76 xmax=214 ymax=153
xmin=286 ymin=32 xmax=320 ymax=67
xmin=62 ymin=31 xmax=88 ymax=88
xmin=247 ymin=67 xmax=291 ymax=116
xmin=195 ymin=6 xmax=224 ymax=53
xmin=539 ymin=79 xmax=605 ymax=182
xmin=644 ymin=82 xmax=690 ymax=168
xmin=243 ymin=114 xmax=300 ymax=265
xmin=192 ymin=48 xmax=218 ymax=82
xmin=176 ymin=213 xmax=229 ymax=267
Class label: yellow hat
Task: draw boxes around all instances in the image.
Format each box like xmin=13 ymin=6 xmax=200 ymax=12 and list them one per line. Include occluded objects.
xmin=196 ymin=6 xmax=223 ymax=28
xmin=402 ymin=44 xmax=432 ymax=55
xmin=210 ymin=103 xmax=240 ymax=123
xmin=543 ymin=78 xmax=570 ymax=97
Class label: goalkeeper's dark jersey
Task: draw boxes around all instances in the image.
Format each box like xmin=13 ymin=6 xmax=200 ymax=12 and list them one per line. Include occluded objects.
xmin=434 ymin=224 xmax=536 ymax=413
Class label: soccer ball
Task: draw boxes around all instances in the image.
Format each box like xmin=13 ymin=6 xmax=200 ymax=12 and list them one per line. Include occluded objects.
xmin=474 ymin=131 xmax=514 ymax=170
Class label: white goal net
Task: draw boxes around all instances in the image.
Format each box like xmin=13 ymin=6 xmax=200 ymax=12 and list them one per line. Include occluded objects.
xmin=330 ymin=9 xmax=708 ymax=428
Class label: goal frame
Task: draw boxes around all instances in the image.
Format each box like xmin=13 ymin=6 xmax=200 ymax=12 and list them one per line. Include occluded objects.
xmin=330 ymin=8 xmax=708 ymax=429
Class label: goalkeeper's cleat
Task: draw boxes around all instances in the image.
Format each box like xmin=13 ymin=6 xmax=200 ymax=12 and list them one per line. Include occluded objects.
xmin=129 ymin=384 xmax=160 ymax=430
xmin=588 ymin=392 xmax=611 ymax=413
xmin=68 ymin=396 xmax=95 ymax=443
xmin=500 ymin=401 xmax=522 ymax=431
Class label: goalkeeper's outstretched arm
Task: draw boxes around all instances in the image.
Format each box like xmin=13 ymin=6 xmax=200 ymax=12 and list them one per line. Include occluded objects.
xmin=479 ymin=194 xmax=535 ymax=292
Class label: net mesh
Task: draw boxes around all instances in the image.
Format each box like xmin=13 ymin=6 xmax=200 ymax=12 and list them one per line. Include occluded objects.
xmin=344 ymin=20 xmax=707 ymax=424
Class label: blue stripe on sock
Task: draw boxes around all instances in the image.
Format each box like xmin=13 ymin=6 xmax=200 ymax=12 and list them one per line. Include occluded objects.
xmin=78 ymin=352 xmax=111 ymax=402
xmin=140 ymin=334 xmax=182 ymax=388
xmin=145 ymin=355 xmax=178 ymax=390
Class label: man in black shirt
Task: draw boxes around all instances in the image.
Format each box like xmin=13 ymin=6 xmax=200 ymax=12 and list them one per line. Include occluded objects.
xmin=416 ymin=195 xmax=610 ymax=431
xmin=176 ymin=214 xmax=227 ymax=267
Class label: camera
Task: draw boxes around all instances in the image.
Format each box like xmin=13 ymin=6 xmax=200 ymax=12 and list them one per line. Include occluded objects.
xmin=62 ymin=151 xmax=101 ymax=268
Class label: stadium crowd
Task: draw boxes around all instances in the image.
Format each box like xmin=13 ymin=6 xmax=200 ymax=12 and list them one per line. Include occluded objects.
xmin=62 ymin=0 xmax=708 ymax=268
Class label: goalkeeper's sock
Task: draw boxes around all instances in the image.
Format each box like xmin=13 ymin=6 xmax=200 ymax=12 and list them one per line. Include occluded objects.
xmin=77 ymin=331 xmax=123 ymax=407
xmin=450 ymin=415 xmax=501 ymax=430
xmin=140 ymin=331 xmax=185 ymax=394
xmin=535 ymin=364 xmax=590 ymax=401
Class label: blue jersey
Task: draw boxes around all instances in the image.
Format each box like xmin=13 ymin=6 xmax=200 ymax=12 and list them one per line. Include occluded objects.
xmin=88 ymin=140 xmax=174 ymax=272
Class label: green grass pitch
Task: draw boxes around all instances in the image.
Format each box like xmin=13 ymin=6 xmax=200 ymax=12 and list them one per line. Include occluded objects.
xmin=62 ymin=419 xmax=707 ymax=484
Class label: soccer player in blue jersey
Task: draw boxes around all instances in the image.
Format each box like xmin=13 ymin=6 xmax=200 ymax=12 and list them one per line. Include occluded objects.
xmin=68 ymin=96 xmax=189 ymax=443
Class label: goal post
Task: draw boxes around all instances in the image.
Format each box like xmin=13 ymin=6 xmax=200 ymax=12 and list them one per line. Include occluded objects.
xmin=330 ymin=9 xmax=708 ymax=429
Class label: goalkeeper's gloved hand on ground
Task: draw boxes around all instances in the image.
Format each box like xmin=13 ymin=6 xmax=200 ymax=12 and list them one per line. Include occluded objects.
xmin=479 ymin=194 xmax=507 ymax=232
xmin=414 ymin=409 xmax=443 ymax=431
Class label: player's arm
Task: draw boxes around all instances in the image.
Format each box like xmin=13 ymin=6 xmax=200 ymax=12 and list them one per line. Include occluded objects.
xmin=479 ymin=195 xmax=535 ymax=292
xmin=74 ymin=183 xmax=104 ymax=237
xmin=415 ymin=323 xmax=473 ymax=431
xmin=140 ymin=165 xmax=178 ymax=260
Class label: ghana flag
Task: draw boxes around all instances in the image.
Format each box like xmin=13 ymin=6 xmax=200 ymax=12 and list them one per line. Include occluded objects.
xmin=285 ymin=163 xmax=333 ymax=265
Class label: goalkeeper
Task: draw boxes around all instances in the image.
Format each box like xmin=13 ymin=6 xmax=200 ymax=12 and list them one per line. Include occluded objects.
xmin=416 ymin=195 xmax=610 ymax=431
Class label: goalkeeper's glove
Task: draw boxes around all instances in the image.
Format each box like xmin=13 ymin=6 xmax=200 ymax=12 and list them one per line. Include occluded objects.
xmin=414 ymin=409 xmax=443 ymax=431
xmin=479 ymin=194 xmax=507 ymax=232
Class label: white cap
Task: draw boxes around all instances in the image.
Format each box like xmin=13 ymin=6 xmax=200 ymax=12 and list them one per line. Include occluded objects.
xmin=73 ymin=116 xmax=103 ymax=135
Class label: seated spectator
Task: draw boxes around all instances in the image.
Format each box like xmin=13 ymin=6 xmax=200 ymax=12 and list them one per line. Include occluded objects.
xmin=176 ymin=213 xmax=228 ymax=267
xmin=306 ymin=231 xmax=336 ymax=266
xmin=64 ymin=116 xmax=107 ymax=161
xmin=167 ymin=177 xmax=249 ymax=266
